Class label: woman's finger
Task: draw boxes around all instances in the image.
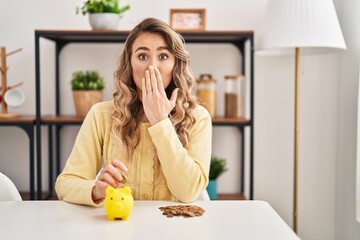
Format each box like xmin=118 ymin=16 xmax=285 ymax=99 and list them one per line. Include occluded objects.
xmin=92 ymin=180 xmax=108 ymax=201
xmin=112 ymin=159 xmax=128 ymax=172
xmin=95 ymin=179 xmax=108 ymax=189
xmin=149 ymin=66 xmax=159 ymax=95
xmin=98 ymin=172 xmax=117 ymax=187
xmin=154 ymin=67 xmax=166 ymax=95
xmin=145 ymin=69 xmax=152 ymax=94
xmin=105 ymin=163 xmax=123 ymax=182
xmin=141 ymin=77 xmax=147 ymax=99
xmin=170 ymin=88 xmax=179 ymax=107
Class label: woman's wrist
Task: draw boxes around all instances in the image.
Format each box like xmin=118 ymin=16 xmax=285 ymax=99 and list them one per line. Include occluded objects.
xmin=150 ymin=116 xmax=168 ymax=126
xmin=91 ymin=186 xmax=103 ymax=203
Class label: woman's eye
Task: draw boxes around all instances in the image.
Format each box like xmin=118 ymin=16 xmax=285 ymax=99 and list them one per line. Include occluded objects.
xmin=138 ymin=54 xmax=148 ymax=61
xmin=159 ymin=53 xmax=168 ymax=61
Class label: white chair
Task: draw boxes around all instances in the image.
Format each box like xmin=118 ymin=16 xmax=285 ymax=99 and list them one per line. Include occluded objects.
xmin=0 ymin=172 xmax=22 ymax=201
xmin=197 ymin=189 xmax=210 ymax=201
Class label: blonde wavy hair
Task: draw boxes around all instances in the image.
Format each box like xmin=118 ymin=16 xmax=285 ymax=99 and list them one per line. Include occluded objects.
xmin=112 ymin=18 xmax=198 ymax=162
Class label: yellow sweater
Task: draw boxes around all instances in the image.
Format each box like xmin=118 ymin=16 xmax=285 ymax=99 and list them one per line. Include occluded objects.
xmin=55 ymin=101 xmax=212 ymax=206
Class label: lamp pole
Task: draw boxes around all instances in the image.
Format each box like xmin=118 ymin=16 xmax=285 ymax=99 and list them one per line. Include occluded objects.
xmin=293 ymin=47 xmax=300 ymax=233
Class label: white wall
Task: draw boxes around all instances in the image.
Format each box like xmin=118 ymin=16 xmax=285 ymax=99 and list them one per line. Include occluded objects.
xmin=334 ymin=0 xmax=360 ymax=239
xmin=1 ymin=0 xmax=358 ymax=239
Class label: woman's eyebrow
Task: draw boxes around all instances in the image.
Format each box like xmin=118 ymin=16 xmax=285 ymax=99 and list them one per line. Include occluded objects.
xmin=157 ymin=46 xmax=170 ymax=51
xmin=135 ymin=46 xmax=170 ymax=52
xmin=135 ymin=47 xmax=149 ymax=52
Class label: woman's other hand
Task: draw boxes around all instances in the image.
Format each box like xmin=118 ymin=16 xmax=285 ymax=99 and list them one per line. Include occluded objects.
xmin=91 ymin=160 xmax=128 ymax=202
xmin=142 ymin=65 xmax=179 ymax=125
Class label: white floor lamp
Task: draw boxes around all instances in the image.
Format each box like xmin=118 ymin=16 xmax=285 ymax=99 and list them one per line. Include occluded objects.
xmin=255 ymin=0 xmax=346 ymax=234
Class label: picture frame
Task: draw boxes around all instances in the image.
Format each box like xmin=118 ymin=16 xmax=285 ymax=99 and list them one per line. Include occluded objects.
xmin=170 ymin=9 xmax=206 ymax=32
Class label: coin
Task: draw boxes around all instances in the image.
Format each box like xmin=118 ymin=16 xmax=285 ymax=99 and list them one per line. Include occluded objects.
xmin=159 ymin=205 xmax=205 ymax=218
xmin=116 ymin=168 xmax=128 ymax=184
xmin=121 ymin=173 xmax=128 ymax=184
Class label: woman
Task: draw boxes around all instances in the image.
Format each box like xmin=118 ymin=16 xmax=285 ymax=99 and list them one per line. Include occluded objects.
xmin=55 ymin=18 xmax=212 ymax=206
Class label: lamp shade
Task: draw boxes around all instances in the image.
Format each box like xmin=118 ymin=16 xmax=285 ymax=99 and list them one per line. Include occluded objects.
xmin=256 ymin=0 xmax=347 ymax=55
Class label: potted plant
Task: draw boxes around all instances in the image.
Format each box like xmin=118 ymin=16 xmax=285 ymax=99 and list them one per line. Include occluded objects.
xmin=206 ymin=156 xmax=228 ymax=200
xmin=71 ymin=70 xmax=105 ymax=117
xmin=76 ymin=0 xmax=130 ymax=30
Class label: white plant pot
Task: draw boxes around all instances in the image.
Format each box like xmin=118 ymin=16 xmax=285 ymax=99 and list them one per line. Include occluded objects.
xmin=89 ymin=13 xmax=123 ymax=30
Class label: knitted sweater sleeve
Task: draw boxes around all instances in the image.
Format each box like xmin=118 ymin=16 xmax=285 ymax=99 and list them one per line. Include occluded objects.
xmin=148 ymin=106 xmax=212 ymax=202
xmin=55 ymin=104 xmax=104 ymax=207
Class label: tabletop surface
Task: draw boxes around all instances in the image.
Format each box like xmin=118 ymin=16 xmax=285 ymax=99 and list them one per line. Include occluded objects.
xmin=0 ymin=200 xmax=299 ymax=240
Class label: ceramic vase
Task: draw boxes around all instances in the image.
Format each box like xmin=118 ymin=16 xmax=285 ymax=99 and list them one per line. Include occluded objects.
xmin=89 ymin=13 xmax=123 ymax=30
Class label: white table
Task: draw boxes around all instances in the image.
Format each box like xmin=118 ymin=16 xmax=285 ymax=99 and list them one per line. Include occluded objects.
xmin=0 ymin=200 xmax=299 ymax=240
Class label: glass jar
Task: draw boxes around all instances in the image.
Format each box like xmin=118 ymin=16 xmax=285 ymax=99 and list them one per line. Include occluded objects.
xmin=196 ymin=74 xmax=216 ymax=117
xmin=224 ymin=75 xmax=245 ymax=118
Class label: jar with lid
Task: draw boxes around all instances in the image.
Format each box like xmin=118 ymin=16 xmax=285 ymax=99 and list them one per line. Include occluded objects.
xmin=224 ymin=75 xmax=244 ymax=118
xmin=196 ymin=74 xmax=216 ymax=117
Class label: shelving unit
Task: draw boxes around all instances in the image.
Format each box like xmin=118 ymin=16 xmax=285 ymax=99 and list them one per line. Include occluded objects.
xmin=34 ymin=30 xmax=254 ymax=200
xmin=0 ymin=116 xmax=36 ymax=199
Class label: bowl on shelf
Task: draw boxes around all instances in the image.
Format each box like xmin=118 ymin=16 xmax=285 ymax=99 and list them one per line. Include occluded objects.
xmin=4 ymin=88 xmax=25 ymax=108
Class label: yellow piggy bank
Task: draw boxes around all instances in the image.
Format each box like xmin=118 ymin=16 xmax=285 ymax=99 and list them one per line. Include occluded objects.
xmin=104 ymin=186 xmax=134 ymax=220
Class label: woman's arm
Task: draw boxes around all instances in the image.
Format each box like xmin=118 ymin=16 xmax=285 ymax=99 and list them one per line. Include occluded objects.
xmin=148 ymin=106 xmax=212 ymax=202
xmin=55 ymin=104 xmax=104 ymax=206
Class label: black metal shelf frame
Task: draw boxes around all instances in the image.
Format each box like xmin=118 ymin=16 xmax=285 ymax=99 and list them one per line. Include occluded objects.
xmin=0 ymin=122 xmax=35 ymax=200
xmin=34 ymin=30 xmax=254 ymax=200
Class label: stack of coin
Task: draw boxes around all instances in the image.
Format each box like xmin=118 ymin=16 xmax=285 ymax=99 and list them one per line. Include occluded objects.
xmin=159 ymin=205 xmax=205 ymax=218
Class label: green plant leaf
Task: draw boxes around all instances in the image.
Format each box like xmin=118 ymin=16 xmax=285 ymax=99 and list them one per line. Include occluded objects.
xmin=77 ymin=0 xmax=130 ymax=15
xmin=71 ymin=70 xmax=105 ymax=90
xmin=209 ymin=156 xmax=228 ymax=180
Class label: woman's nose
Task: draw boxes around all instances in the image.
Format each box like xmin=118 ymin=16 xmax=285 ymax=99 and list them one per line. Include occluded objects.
xmin=149 ymin=57 xmax=159 ymax=68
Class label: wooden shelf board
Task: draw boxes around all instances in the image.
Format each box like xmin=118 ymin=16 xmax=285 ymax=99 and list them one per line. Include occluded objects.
xmin=35 ymin=30 xmax=254 ymax=43
xmin=41 ymin=115 xmax=84 ymax=124
xmin=0 ymin=115 xmax=35 ymax=123
xmin=217 ymin=193 xmax=247 ymax=200
xmin=212 ymin=117 xmax=250 ymax=125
